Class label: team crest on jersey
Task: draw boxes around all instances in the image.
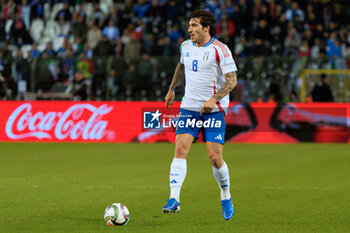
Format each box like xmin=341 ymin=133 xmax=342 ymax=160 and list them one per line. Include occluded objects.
xmin=184 ymin=52 xmax=190 ymax=57
xmin=203 ymin=51 xmax=210 ymax=61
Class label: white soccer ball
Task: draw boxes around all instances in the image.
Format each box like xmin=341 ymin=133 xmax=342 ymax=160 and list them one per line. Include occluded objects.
xmin=104 ymin=203 xmax=130 ymax=226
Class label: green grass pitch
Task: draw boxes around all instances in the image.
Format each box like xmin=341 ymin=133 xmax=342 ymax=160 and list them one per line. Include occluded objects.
xmin=0 ymin=143 xmax=349 ymax=233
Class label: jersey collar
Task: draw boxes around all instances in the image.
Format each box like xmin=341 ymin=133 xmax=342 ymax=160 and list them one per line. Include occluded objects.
xmin=193 ymin=37 xmax=214 ymax=47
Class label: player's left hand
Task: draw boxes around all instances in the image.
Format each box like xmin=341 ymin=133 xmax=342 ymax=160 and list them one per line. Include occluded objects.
xmin=200 ymin=97 xmax=216 ymax=116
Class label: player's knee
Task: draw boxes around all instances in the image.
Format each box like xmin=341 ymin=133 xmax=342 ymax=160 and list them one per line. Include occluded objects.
xmin=208 ymin=150 xmax=223 ymax=168
xmin=174 ymin=142 xmax=189 ymax=158
xmin=210 ymin=157 xmax=223 ymax=168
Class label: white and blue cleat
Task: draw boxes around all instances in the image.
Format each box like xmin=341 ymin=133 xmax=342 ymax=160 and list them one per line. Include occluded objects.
xmin=221 ymin=198 xmax=234 ymax=220
xmin=162 ymin=198 xmax=180 ymax=213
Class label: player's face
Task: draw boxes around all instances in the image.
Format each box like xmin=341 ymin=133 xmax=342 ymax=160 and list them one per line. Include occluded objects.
xmin=188 ymin=18 xmax=207 ymax=44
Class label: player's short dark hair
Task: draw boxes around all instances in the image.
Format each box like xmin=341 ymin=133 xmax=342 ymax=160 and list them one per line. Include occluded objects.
xmin=189 ymin=10 xmax=216 ymax=37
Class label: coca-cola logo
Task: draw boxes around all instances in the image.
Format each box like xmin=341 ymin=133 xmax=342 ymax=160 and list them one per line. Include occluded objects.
xmin=6 ymin=103 xmax=114 ymax=140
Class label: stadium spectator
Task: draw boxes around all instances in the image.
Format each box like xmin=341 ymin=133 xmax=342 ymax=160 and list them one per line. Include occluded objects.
xmin=43 ymin=42 xmax=56 ymax=57
xmin=134 ymin=0 xmax=149 ymax=19
xmin=120 ymin=0 xmax=134 ymax=28
xmin=55 ymin=14 xmax=71 ymax=38
xmin=122 ymin=62 xmax=137 ymax=99
xmin=265 ymin=83 xmax=283 ymax=103
xmin=137 ymin=52 xmax=153 ymax=93
xmin=142 ymin=33 xmax=156 ymax=56
xmin=148 ymin=0 xmax=162 ymax=22
xmin=341 ymin=30 xmax=350 ymax=58
xmin=168 ymin=24 xmax=182 ymax=43
xmin=234 ymin=36 xmax=247 ymax=57
xmin=0 ymin=73 xmax=7 ymax=99
xmin=30 ymin=0 xmax=44 ymax=20
xmin=13 ymin=50 xmax=31 ymax=90
xmin=326 ymin=33 xmax=342 ymax=58
xmin=271 ymin=13 xmax=287 ymax=55
xmin=76 ymin=52 xmax=94 ymax=80
xmin=215 ymin=13 xmax=235 ymax=40
xmin=72 ymin=37 xmax=84 ymax=56
xmin=56 ymin=38 xmax=71 ymax=58
xmin=257 ymin=3 xmax=272 ymax=25
xmin=285 ymin=1 xmax=304 ymax=22
xmin=284 ymin=89 xmax=298 ymax=103
xmin=0 ymin=50 xmax=5 ymax=73
xmin=134 ymin=18 xmax=146 ymax=42
xmin=311 ymin=74 xmax=334 ymax=102
xmin=157 ymin=36 xmax=176 ymax=56
xmin=92 ymin=2 xmax=104 ymax=26
xmin=103 ymin=4 xmax=120 ymax=30
xmin=3 ymin=0 xmax=16 ymax=20
xmin=102 ymin=20 xmax=120 ymax=44
xmin=253 ymin=19 xmax=272 ymax=42
xmin=0 ymin=47 xmax=11 ymax=76
xmin=165 ymin=0 xmax=180 ymax=22
xmin=107 ymin=69 xmax=119 ymax=99
xmin=83 ymin=42 xmax=93 ymax=59
xmin=298 ymin=40 xmax=311 ymax=57
xmin=10 ymin=13 xmax=33 ymax=46
xmin=115 ymin=38 xmax=123 ymax=56
xmin=123 ymin=33 xmax=141 ymax=64
xmin=94 ymin=35 xmax=114 ymax=57
xmin=252 ymin=0 xmax=263 ymax=21
xmin=251 ymin=38 xmax=270 ymax=56
xmin=283 ymin=24 xmax=301 ymax=55
xmin=268 ymin=0 xmax=277 ymax=19
xmin=74 ymin=3 xmax=87 ymax=22
xmin=73 ymin=71 xmax=89 ymax=101
xmin=19 ymin=0 xmax=31 ymax=29
xmin=61 ymin=48 xmax=75 ymax=82
xmin=221 ymin=29 xmax=235 ymax=52
xmin=87 ymin=20 xmax=102 ymax=50
xmin=222 ymin=0 xmax=234 ymax=19
xmin=35 ymin=52 xmax=55 ymax=91
xmin=237 ymin=0 xmax=252 ymax=36
xmin=55 ymin=2 xmax=72 ymax=22
xmin=0 ymin=12 xmax=6 ymax=42
xmin=310 ymin=38 xmax=321 ymax=58
xmin=30 ymin=42 xmax=41 ymax=58
xmin=72 ymin=15 xmax=88 ymax=43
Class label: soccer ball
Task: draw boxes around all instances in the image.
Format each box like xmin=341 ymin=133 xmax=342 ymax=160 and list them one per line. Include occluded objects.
xmin=104 ymin=203 xmax=130 ymax=226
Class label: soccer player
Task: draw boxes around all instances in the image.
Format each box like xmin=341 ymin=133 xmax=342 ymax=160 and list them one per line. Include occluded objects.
xmin=162 ymin=10 xmax=237 ymax=221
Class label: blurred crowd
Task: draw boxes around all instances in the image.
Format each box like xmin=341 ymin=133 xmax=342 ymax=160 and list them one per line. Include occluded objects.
xmin=0 ymin=0 xmax=349 ymax=101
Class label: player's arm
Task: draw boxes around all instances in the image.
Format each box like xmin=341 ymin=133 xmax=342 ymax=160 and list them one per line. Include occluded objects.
xmin=200 ymin=71 xmax=237 ymax=116
xmin=213 ymin=71 xmax=237 ymax=101
xmin=165 ymin=62 xmax=185 ymax=108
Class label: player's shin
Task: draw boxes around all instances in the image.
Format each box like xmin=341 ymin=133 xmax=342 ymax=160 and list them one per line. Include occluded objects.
xmin=169 ymin=158 xmax=187 ymax=202
xmin=212 ymin=161 xmax=231 ymax=200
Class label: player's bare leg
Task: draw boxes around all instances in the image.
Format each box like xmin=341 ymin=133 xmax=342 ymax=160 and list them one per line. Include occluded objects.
xmin=206 ymin=141 xmax=234 ymax=220
xmin=162 ymin=133 xmax=194 ymax=213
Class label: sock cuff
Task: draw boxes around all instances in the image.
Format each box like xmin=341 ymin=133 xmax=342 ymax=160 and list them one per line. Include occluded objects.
xmin=213 ymin=161 xmax=227 ymax=172
xmin=172 ymin=158 xmax=187 ymax=167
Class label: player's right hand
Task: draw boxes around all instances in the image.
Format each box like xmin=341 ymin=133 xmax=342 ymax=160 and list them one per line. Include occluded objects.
xmin=165 ymin=90 xmax=175 ymax=109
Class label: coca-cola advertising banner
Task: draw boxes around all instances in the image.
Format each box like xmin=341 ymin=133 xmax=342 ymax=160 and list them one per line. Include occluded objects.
xmin=0 ymin=101 xmax=349 ymax=143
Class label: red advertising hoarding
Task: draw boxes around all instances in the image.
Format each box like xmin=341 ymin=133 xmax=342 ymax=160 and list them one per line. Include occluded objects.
xmin=0 ymin=101 xmax=349 ymax=143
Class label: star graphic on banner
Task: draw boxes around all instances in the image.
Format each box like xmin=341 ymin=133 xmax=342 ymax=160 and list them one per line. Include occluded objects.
xmin=151 ymin=110 xmax=161 ymax=122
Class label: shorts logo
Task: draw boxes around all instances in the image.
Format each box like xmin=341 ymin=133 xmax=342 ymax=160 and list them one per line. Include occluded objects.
xmin=143 ymin=109 xmax=161 ymax=129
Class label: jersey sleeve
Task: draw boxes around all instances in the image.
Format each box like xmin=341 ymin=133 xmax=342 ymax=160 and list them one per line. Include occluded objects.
xmin=215 ymin=44 xmax=237 ymax=75
xmin=179 ymin=40 xmax=190 ymax=64
xmin=180 ymin=50 xmax=184 ymax=64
